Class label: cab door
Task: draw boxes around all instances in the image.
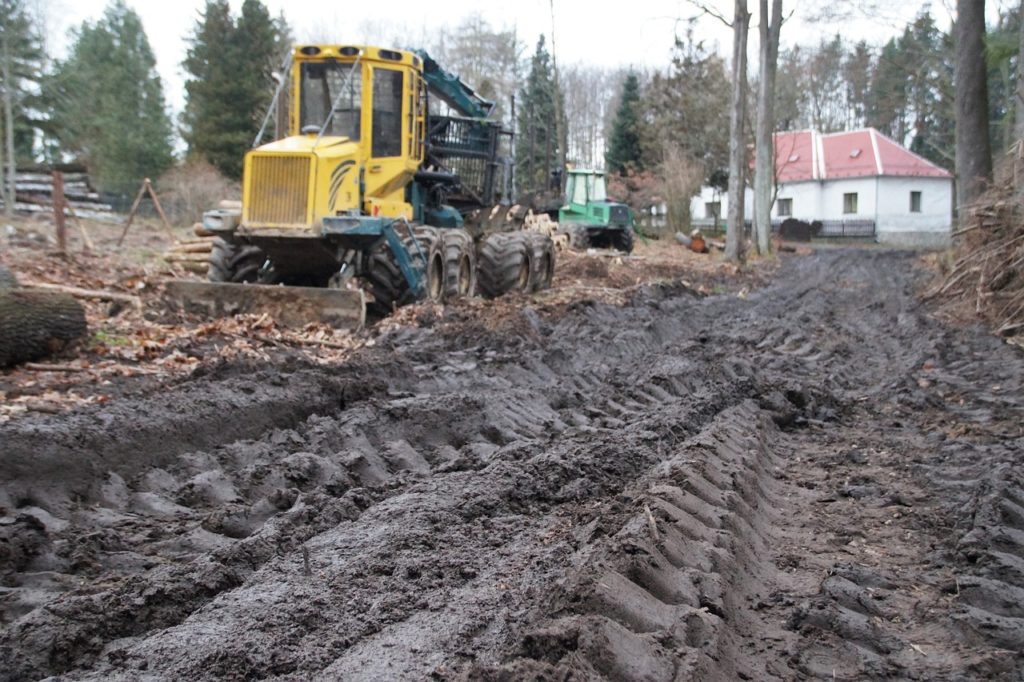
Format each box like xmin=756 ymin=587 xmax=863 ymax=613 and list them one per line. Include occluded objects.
xmin=363 ymin=65 xmax=420 ymax=217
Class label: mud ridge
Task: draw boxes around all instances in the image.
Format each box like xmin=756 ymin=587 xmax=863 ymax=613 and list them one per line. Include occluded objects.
xmin=1 ymin=250 xmax=1022 ymax=680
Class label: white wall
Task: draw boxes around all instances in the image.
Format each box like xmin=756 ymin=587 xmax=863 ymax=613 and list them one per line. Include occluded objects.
xmin=774 ymin=178 xmax=878 ymax=222
xmin=875 ymin=176 xmax=952 ymax=242
xmin=689 ymin=175 xmax=952 ymax=248
xmin=690 ymin=186 xmax=753 ymax=223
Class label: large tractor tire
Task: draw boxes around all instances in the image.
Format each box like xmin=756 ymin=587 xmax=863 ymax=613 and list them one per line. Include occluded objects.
xmin=364 ymin=244 xmax=405 ymax=317
xmin=565 ymin=224 xmax=589 ymax=250
xmin=477 ymin=232 xmax=532 ymax=299
xmin=441 ymin=229 xmax=476 ymax=300
xmin=207 ymin=238 xmax=273 ymax=283
xmin=525 ymin=232 xmax=556 ymax=292
xmin=364 ymin=225 xmax=444 ymax=317
xmin=611 ymin=226 xmax=636 ymax=254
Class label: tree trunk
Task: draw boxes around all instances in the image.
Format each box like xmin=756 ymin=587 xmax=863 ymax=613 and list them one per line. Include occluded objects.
xmin=726 ymin=0 xmax=751 ymax=263
xmin=754 ymin=0 xmax=782 ymax=256
xmin=0 ymin=101 xmax=5 ymax=214
xmin=549 ymin=0 xmax=567 ymax=175
xmin=1 ymin=31 xmax=14 ymax=217
xmin=1016 ymin=0 xmax=1024 ymax=143
xmin=955 ymin=0 xmax=993 ymax=211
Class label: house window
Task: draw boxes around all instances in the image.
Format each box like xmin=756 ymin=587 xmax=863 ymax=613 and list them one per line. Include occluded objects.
xmin=777 ymin=198 xmax=792 ymax=217
xmin=910 ymin=191 xmax=922 ymax=213
xmin=843 ymin=192 xmax=858 ymax=214
xmin=705 ymin=201 xmax=721 ymax=219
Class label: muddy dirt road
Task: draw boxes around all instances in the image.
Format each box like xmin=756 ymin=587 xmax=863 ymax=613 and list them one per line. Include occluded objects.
xmin=1 ymin=250 xmax=1022 ymax=680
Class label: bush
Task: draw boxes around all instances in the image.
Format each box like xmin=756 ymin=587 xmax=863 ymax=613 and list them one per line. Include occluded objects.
xmin=156 ymin=158 xmax=240 ymax=225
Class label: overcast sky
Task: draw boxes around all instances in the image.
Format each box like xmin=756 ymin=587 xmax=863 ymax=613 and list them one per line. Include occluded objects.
xmin=38 ymin=0 xmax=1012 ymax=120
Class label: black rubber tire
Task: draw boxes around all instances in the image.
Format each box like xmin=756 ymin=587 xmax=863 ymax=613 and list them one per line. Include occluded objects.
xmin=611 ymin=226 xmax=636 ymax=254
xmin=441 ymin=229 xmax=476 ymax=300
xmin=207 ymin=238 xmax=273 ymax=283
xmin=567 ymin=224 xmax=589 ymax=250
xmin=363 ymin=225 xmax=444 ymax=316
xmin=406 ymin=226 xmax=444 ymax=304
xmin=364 ymin=243 xmax=406 ymax=317
xmin=525 ymin=232 xmax=556 ymax=292
xmin=477 ymin=232 xmax=532 ymax=299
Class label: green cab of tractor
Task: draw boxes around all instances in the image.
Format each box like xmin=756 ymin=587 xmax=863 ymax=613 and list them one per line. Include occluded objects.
xmin=558 ymin=169 xmax=635 ymax=253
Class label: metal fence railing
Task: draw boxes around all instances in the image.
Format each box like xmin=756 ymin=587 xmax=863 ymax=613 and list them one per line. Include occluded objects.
xmin=813 ymin=219 xmax=876 ymax=238
xmin=687 ymin=217 xmax=877 ymax=239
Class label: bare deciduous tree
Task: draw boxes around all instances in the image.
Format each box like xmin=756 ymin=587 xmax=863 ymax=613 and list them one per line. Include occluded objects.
xmin=726 ymin=0 xmax=751 ymax=262
xmin=562 ymin=65 xmax=626 ymax=167
xmin=954 ymin=0 xmax=992 ymax=210
xmin=753 ymin=0 xmax=782 ymax=256
xmin=661 ymin=143 xmax=705 ymax=233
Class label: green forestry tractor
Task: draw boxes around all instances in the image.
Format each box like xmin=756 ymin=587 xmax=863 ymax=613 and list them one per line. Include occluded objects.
xmin=167 ymin=44 xmax=555 ymax=328
xmin=557 ymin=169 xmax=636 ymax=253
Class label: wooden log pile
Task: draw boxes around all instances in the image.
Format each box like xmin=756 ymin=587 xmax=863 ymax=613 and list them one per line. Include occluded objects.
xmin=927 ymin=143 xmax=1024 ymax=338
xmin=2 ymin=167 xmax=114 ymax=215
xmin=162 ymin=223 xmax=216 ymax=274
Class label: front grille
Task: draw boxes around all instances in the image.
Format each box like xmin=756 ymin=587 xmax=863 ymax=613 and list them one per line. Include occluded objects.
xmin=245 ymin=155 xmax=311 ymax=226
xmin=610 ymin=205 xmax=630 ymax=224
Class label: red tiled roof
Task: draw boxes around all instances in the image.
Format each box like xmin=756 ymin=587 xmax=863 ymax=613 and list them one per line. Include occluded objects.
xmin=773 ymin=128 xmax=951 ymax=182
xmin=774 ymin=130 xmax=814 ymax=183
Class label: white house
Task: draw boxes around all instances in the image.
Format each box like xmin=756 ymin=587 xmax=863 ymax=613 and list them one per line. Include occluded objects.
xmin=690 ymin=128 xmax=953 ymax=247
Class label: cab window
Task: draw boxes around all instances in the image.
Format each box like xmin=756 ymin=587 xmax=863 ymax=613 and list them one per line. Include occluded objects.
xmin=300 ymin=61 xmax=361 ymax=140
xmin=570 ymin=175 xmax=588 ymax=204
xmin=372 ymin=69 xmax=404 ymax=157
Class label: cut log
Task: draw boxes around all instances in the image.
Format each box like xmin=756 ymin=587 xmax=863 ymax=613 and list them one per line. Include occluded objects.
xmin=164 ymin=252 xmax=211 ymax=263
xmin=193 ymin=223 xmax=216 ymax=238
xmin=0 ymin=289 xmax=87 ymax=367
xmin=167 ymin=242 xmax=214 ymax=254
xmin=20 ymin=281 xmax=141 ymax=307
xmin=186 ymin=262 xmax=207 ymax=272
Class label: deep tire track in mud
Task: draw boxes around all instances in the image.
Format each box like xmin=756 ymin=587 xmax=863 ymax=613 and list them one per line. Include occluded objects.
xmin=1 ymin=251 xmax=1022 ymax=680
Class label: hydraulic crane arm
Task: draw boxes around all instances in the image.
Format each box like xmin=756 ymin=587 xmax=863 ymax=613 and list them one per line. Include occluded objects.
xmin=415 ymin=49 xmax=495 ymax=119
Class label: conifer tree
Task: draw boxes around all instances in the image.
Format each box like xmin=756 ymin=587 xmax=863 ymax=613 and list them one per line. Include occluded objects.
xmin=605 ymin=71 xmax=643 ymax=175
xmin=182 ymin=0 xmax=290 ymax=179
xmin=516 ymin=35 xmax=562 ymax=193
xmin=46 ymin=1 xmax=173 ymax=195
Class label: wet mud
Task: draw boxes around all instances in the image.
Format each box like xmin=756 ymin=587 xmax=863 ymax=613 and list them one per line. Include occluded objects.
xmin=1 ymin=250 xmax=1021 ymax=680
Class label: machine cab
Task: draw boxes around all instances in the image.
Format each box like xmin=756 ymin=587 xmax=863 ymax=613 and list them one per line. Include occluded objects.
xmin=240 ymin=45 xmax=427 ymax=232
xmin=560 ymin=169 xmax=630 ymax=227
xmin=565 ymin=170 xmax=607 ymax=212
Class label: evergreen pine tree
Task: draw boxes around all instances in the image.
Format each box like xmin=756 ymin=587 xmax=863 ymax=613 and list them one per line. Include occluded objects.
xmin=45 ymin=1 xmax=173 ymax=195
xmin=182 ymin=0 xmax=290 ymax=179
xmin=182 ymin=0 xmax=238 ymax=178
xmin=516 ymin=35 xmax=562 ymax=193
xmin=605 ymin=71 xmax=643 ymax=175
